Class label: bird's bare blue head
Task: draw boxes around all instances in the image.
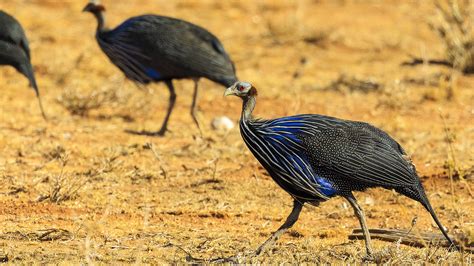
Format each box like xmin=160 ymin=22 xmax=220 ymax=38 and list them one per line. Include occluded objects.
xmin=224 ymin=81 xmax=257 ymax=98
xmin=82 ymin=2 xmax=106 ymax=14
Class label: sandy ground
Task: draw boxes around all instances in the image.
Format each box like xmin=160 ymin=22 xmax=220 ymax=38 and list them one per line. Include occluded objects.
xmin=0 ymin=0 xmax=473 ymax=264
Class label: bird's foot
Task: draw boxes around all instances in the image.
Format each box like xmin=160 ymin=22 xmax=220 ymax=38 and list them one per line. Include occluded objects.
xmin=362 ymin=251 xmax=375 ymax=262
xmin=209 ymin=250 xmax=260 ymax=264
xmin=125 ymin=128 xmax=168 ymax=137
xmin=40 ymin=111 xmax=48 ymax=122
xmin=447 ymin=244 xmax=460 ymax=252
xmin=190 ymin=112 xmax=203 ymax=137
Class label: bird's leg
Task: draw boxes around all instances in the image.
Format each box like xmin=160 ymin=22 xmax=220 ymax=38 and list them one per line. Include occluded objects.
xmin=209 ymin=200 xmax=303 ymax=263
xmin=254 ymin=200 xmax=304 ymax=256
xmin=345 ymin=194 xmax=374 ymax=259
xmin=190 ymin=78 xmax=202 ymax=135
xmin=156 ymin=80 xmax=177 ymax=136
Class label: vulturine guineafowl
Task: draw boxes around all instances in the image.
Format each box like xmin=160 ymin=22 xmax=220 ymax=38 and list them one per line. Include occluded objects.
xmin=223 ymin=81 xmax=457 ymax=259
xmin=0 ymin=10 xmax=46 ymax=119
xmin=83 ymin=2 xmax=237 ymax=136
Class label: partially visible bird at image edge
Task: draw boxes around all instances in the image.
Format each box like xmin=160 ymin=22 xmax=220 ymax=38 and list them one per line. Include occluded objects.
xmin=222 ymin=81 xmax=457 ymax=259
xmin=83 ymin=2 xmax=237 ymax=136
xmin=0 ymin=10 xmax=47 ymax=119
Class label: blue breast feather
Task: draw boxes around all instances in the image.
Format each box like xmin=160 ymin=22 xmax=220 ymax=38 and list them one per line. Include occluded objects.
xmin=145 ymin=68 xmax=162 ymax=79
xmin=260 ymin=116 xmax=338 ymax=197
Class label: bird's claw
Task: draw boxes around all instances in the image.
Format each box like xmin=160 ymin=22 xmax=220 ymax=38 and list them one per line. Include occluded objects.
xmin=362 ymin=252 xmax=376 ymax=262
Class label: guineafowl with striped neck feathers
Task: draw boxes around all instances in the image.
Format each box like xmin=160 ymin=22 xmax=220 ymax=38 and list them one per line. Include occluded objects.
xmin=222 ymin=81 xmax=457 ymax=260
xmin=83 ymin=2 xmax=237 ymax=136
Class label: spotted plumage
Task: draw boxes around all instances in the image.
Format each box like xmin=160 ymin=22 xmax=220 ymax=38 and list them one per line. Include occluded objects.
xmin=83 ymin=3 xmax=237 ymax=136
xmin=224 ymin=81 xmax=457 ymax=258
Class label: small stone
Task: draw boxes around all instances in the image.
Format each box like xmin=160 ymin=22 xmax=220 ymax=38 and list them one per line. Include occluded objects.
xmin=211 ymin=116 xmax=234 ymax=131
xmin=63 ymin=132 xmax=72 ymax=140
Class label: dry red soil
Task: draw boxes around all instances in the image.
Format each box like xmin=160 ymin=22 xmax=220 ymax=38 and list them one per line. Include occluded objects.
xmin=0 ymin=0 xmax=473 ymax=263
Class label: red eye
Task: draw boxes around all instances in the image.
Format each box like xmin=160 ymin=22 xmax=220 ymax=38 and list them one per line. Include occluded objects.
xmin=238 ymin=86 xmax=244 ymax=91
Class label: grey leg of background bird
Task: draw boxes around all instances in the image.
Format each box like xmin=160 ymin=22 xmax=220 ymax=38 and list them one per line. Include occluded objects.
xmin=190 ymin=78 xmax=202 ymax=135
xmin=345 ymin=194 xmax=373 ymax=258
xmin=156 ymin=80 xmax=177 ymax=136
xmin=254 ymin=200 xmax=304 ymax=256
xmin=209 ymin=200 xmax=304 ymax=263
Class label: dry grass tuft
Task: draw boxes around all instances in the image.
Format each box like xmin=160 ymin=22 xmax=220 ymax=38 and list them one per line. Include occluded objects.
xmin=439 ymin=111 xmax=473 ymax=197
xmin=376 ymin=80 xmax=412 ymax=110
xmin=36 ymin=154 xmax=88 ymax=203
xmin=42 ymin=145 xmax=67 ymax=162
xmin=430 ymin=0 xmax=474 ymax=73
xmin=320 ymin=74 xmax=383 ymax=93
xmin=57 ymin=86 xmax=121 ymax=117
xmin=257 ymin=1 xmax=330 ymax=46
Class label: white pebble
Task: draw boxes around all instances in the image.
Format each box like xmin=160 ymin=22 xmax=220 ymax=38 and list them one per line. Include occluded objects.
xmin=63 ymin=133 xmax=72 ymax=140
xmin=211 ymin=116 xmax=235 ymax=131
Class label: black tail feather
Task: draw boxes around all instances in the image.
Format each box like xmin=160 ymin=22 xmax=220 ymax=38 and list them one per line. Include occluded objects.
xmin=419 ymin=192 xmax=458 ymax=250
xmin=401 ymin=185 xmax=458 ymax=250
xmin=20 ymin=63 xmax=47 ymax=120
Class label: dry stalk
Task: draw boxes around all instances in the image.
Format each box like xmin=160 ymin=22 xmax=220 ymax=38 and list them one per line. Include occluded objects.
xmin=439 ymin=110 xmax=473 ymax=197
xmin=430 ymin=0 xmax=474 ymax=73
xmin=57 ymin=86 xmax=122 ymax=116
xmin=36 ymin=154 xmax=88 ymax=203
xmin=145 ymin=142 xmax=168 ymax=179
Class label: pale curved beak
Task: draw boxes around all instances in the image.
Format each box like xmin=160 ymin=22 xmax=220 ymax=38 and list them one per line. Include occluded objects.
xmin=224 ymin=87 xmax=235 ymax=97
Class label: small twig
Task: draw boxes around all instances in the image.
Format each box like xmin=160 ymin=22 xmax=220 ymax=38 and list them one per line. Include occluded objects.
xmin=212 ymin=158 xmax=219 ymax=181
xmin=401 ymin=57 xmax=454 ymax=68
xmin=145 ymin=142 xmax=168 ymax=179
xmin=159 ymin=242 xmax=207 ymax=263
xmin=438 ymin=110 xmax=461 ymax=207
xmin=349 ymin=228 xmax=469 ymax=252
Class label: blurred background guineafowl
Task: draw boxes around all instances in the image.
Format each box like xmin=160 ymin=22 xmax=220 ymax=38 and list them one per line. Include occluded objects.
xmin=0 ymin=10 xmax=46 ymax=119
xmin=83 ymin=2 xmax=237 ymax=136
xmin=223 ymin=81 xmax=457 ymax=259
